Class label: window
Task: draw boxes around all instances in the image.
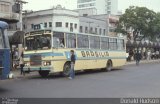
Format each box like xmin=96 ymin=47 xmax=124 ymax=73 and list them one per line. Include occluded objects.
xmin=109 ymin=38 xmax=117 ymax=50
xmin=34 ymin=24 xmax=41 ymax=30
xmin=83 ymin=14 xmax=88 ymax=17
xmin=117 ymin=39 xmax=125 ymax=50
xmin=49 ymin=22 xmax=52 ymax=27
xmin=31 ymin=24 xmax=34 ymax=29
xmin=44 ymin=22 xmax=47 ymax=28
xmin=56 ymin=22 xmax=62 ymax=27
xmin=103 ymin=29 xmax=106 ymax=35
xmin=66 ymin=22 xmax=69 ymax=28
xmin=99 ymin=28 xmax=102 ymax=35
xmin=95 ymin=28 xmax=97 ymax=34
xmin=25 ymin=34 xmax=51 ymax=50
xmin=23 ymin=24 xmax=26 ymax=29
xmin=75 ymin=24 xmax=77 ymax=29
xmin=107 ymin=11 xmax=111 ymax=14
xmin=77 ymin=34 xmax=89 ymax=48
xmin=0 ymin=30 xmax=4 ymax=48
xmin=78 ymin=0 xmax=96 ymax=3
xmin=80 ymin=26 xmax=83 ymax=33
xmin=70 ymin=23 xmax=73 ymax=32
xmin=66 ymin=33 xmax=76 ymax=48
xmin=101 ymin=37 xmax=109 ymax=50
xmin=0 ymin=4 xmax=9 ymax=13
xmin=53 ymin=32 xmax=65 ymax=48
xmin=90 ymin=36 xmax=100 ymax=49
xmin=85 ymin=27 xmax=88 ymax=33
xmin=90 ymin=27 xmax=93 ymax=33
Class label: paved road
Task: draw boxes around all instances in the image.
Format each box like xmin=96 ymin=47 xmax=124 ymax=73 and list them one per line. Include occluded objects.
xmin=0 ymin=62 xmax=160 ymax=98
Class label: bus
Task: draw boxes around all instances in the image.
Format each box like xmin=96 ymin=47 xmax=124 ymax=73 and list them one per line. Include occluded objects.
xmin=0 ymin=21 xmax=10 ymax=80
xmin=23 ymin=30 xmax=126 ymax=77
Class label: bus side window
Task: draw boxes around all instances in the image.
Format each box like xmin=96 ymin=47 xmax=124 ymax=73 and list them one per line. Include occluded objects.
xmin=66 ymin=33 xmax=76 ymax=48
xmin=53 ymin=32 xmax=65 ymax=48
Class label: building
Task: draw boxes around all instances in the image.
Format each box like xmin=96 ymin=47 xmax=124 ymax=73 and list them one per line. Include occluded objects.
xmin=79 ymin=15 xmax=107 ymax=35
xmin=23 ymin=5 xmax=79 ymax=33
xmin=77 ymin=0 xmax=118 ymax=15
xmin=0 ymin=0 xmax=27 ymax=44
xmin=80 ymin=14 xmax=119 ymax=36
xmin=0 ymin=0 xmax=19 ymax=23
xmin=23 ymin=5 xmax=120 ymax=37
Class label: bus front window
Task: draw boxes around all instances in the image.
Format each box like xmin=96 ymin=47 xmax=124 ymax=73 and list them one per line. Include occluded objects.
xmin=25 ymin=34 xmax=51 ymax=51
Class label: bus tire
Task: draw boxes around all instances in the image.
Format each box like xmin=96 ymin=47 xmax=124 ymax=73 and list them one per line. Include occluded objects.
xmin=106 ymin=60 xmax=112 ymax=71
xmin=63 ymin=62 xmax=71 ymax=77
xmin=39 ymin=70 xmax=49 ymax=78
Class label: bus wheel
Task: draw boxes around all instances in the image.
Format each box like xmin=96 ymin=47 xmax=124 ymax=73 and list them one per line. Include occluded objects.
xmin=39 ymin=70 xmax=49 ymax=78
xmin=63 ymin=62 xmax=71 ymax=77
xmin=106 ymin=60 xmax=112 ymax=71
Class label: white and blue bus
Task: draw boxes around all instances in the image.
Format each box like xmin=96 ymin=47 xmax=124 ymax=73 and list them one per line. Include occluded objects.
xmin=0 ymin=21 xmax=10 ymax=80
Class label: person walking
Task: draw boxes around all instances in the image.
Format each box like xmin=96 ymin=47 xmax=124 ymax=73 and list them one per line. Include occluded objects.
xmin=135 ymin=51 xmax=142 ymax=66
xmin=19 ymin=52 xmax=25 ymax=76
xmin=69 ymin=50 xmax=76 ymax=79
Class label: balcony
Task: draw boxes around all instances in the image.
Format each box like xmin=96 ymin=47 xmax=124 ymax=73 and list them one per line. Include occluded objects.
xmin=0 ymin=12 xmax=19 ymax=23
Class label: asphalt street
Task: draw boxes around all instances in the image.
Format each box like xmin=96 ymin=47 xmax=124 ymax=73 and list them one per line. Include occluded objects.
xmin=0 ymin=62 xmax=160 ymax=98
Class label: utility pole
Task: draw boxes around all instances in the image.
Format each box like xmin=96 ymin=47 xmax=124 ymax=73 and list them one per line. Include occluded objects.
xmin=14 ymin=0 xmax=27 ymax=57
xmin=15 ymin=0 xmax=27 ymax=31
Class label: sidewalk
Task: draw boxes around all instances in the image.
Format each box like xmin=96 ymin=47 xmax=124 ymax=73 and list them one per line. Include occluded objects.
xmin=10 ymin=70 xmax=38 ymax=79
xmin=126 ymin=59 xmax=160 ymax=66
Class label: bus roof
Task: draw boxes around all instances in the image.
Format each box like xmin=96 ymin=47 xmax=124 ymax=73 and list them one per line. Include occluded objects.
xmin=0 ymin=21 xmax=8 ymax=29
xmin=25 ymin=29 xmax=126 ymax=39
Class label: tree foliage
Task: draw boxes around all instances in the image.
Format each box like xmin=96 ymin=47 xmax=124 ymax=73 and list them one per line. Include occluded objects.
xmin=116 ymin=6 xmax=160 ymax=41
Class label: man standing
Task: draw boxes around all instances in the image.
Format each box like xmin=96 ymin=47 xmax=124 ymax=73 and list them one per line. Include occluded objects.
xmin=69 ymin=50 xmax=76 ymax=79
xmin=19 ymin=52 xmax=25 ymax=76
xmin=135 ymin=51 xmax=142 ymax=66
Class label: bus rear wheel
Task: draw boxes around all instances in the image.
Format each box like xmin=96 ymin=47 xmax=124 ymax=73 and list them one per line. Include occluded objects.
xmin=106 ymin=60 xmax=112 ymax=71
xmin=63 ymin=62 xmax=71 ymax=77
xmin=39 ymin=70 xmax=49 ymax=77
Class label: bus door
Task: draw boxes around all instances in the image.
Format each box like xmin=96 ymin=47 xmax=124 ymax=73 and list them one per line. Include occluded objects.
xmin=0 ymin=28 xmax=10 ymax=79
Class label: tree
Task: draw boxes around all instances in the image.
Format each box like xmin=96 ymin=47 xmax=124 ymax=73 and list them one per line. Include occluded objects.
xmin=116 ymin=6 xmax=157 ymax=41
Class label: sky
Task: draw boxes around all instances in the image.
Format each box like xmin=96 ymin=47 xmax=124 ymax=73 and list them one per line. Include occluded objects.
xmin=23 ymin=0 xmax=160 ymax=13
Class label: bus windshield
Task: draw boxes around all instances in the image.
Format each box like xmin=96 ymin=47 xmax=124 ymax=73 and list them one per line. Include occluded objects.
xmin=25 ymin=34 xmax=51 ymax=51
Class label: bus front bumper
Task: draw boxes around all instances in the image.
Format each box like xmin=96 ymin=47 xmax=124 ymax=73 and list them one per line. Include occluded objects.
xmin=23 ymin=66 xmax=52 ymax=72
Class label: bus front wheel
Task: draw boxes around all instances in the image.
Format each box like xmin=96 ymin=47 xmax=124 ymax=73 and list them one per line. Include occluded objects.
xmin=106 ymin=60 xmax=112 ymax=71
xmin=39 ymin=70 xmax=49 ymax=77
xmin=63 ymin=62 xmax=71 ymax=77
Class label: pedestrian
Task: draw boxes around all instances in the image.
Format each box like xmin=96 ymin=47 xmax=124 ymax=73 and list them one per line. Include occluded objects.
xmin=69 ymin=50 xmax=76 ymax=79
xmin=147 ymin=51 xmax=151 ymax=61
xmin=19 ymin=52 xmax=25 ymax=76
xmin=156 ymin=50 xmax=159 ymax=59
xmin=135 ymin=51 xmax=142 ymax=66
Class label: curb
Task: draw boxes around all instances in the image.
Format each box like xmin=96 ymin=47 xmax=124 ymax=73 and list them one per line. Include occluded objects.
xmin=125 ymin=59 xmax=160 ymax=66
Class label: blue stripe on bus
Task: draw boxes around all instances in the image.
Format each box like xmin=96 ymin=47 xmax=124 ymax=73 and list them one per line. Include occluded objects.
xmin=24 ymin=52 xmax=64 ymax=58
xmin=78 ymin=57 xmax=126 ymax=60
xmin=76 ymin=49 xmax=126 ymax=52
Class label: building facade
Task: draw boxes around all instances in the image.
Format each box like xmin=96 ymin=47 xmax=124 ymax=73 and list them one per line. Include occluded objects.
xmin=23 ymin=5 xmax=79 ymax=33
xmin=0 ymin=0 xmax=24 ymax=38
xmin=0 ymin=0 xmax=19 ymax=23
xmin=77 ymin=0 xmax=118 ymax=15
xmin=23 ymin=5 xmax=120 ymax=37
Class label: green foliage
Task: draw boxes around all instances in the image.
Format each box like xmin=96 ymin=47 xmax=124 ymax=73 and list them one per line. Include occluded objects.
xmin=116 ymin=6 xmax=160 ymax=41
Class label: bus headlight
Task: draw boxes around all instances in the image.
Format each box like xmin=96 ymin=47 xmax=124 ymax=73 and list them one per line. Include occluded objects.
xmin=25 ymin=62 xmax=30 ymax=66
xmin=43 ymin=61 xmax=51 ymax=66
